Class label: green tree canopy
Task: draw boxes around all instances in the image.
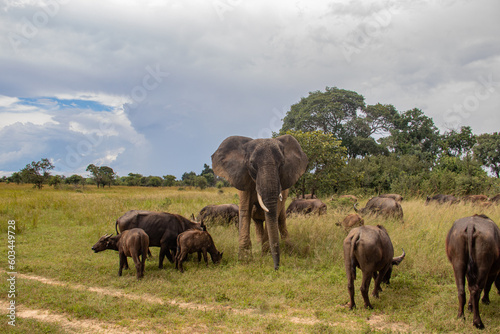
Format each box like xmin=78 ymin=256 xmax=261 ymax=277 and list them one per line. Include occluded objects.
xmin=282 ymin=130 xmax=347 ymax=196
xmin=474 ymin=132 xmax=500 ymax=178
xmin=20 ymin=158 xmax=54 ymax=189
xmin=86 ymin=164 xmax=116 ymax=188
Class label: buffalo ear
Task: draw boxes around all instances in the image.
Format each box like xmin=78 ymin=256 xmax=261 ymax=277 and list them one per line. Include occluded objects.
xmin=276 ymin=134 xmax=308 ymax=190
xmin=212 ymin=136 xmax=254 ymax=191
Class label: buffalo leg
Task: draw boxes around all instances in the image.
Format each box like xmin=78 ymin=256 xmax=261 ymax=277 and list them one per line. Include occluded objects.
xmin=202 ymin=250 xmax=209 ymax=266
xmin=469 ymin=270 xmax=489 ymax=329
xmin=197 ymin=251 xmax=202 ymax=263
xmin=347 ymin=274 xmax=356 ymax=309
xmin=132 ymin=253 xmax=142 ymax=279
xmin=118 ymin=252 xmax=127 ymax=276
xmin=158 ymin=245 xmax=170 ymax=269
xmin=372 ymin=266 xmax=390 ymax=298
xmin=176 ymin=250 xmax=187 ymax=273
xmin=452 ymin=263 xmax=467 ymax=320
xmin=360 ymin=272 xmax=373 ymax=309
xmin=481 ymin=275 xmax=496 ymax=305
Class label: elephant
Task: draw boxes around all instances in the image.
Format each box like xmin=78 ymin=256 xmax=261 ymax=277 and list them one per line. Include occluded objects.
xmin=211 ymin=135 xmax=308 ymax=270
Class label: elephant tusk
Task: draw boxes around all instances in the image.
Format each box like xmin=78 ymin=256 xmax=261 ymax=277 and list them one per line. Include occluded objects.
xmin=279 ymin=193 xmax=283 ymax=202
xmin=257 ymin=193 xmax=270 ymax=213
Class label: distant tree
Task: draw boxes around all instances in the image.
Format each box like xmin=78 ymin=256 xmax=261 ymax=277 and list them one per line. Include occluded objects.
xmin=163 ymin=175 xmax=177 ymax=187
xmin=382 ymin=108 xmax=440 ymax=161
xmin=86 ymin=164 xmax=116 ymax=188
xmin=200 ymin=163 xmax=215 ymax=186
xmin=181 ymin=171 xmax=197 ymax=187
xmin=440 ymin=126 xmax=476 ymax=158
xmin=146 ymin=176 xmax=163 ymax=187
xmin=194 ymin=175 xmax=208 ymax=189
xmin=19 ymin=158 xmax=55 ymax=189
xmin=474 ymin=132 xmax=500 ymax=178
xmin=65 ymin=174 xmax=84 ymax=186
xmin=124 ymin=173 xmax=142 ymax=186
xmin=48 ymin=175 xmax=63 ymax=188
xmin=9 ymin=172 xmax=22 ymax=184
xmin=283 ymin=130 xmax=347 ymax=196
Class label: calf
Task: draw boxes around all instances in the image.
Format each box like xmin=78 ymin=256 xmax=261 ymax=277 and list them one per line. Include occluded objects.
xmin=462 ymin=195 xmax=488 ymax=204
xmin=336 ymin=213 xmax=364 ymax=232
xmin=445 ymin=214 xmax=500 ymax=329
xmin=343 ymin=225 xmax=405 ymax=309
xmin=379 ymin=193 xmax=403 ymax=202
xmin=92 ymin=228 xmax=149 ymax=279
xmin=425 ymin=194 xmax=459 ymax=205
xmin=196 ymin=204 xmax=239 ymax=227
xmin=175 ymin=229 xmax=223 ymax=273
xmin=354 ymin=197 xmax=403 ymax=220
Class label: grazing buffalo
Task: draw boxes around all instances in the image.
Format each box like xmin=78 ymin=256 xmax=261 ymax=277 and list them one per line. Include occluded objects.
xmin=354 ymin=197 xmax=403 ymax=220
xmin=115 ymin=210 xmax=203 ymax=269
xmin=462 ymin=195 xmax=488 ymax=204
xmin=336 ymin=213 xmax=364 ymax=232
xmin=343 ymin=225 xmax=405 ymax=309
xmin=92 ymin=228 xmax=149 ymax=279
xmin=379 ymin=193 xmax=403 ymax=202
xmin=445 ymin=214 xmax=500 ymax=329
xmin=175 ymin=229 xmax=223 ymax=273
xmin=286 ymin=198 xmax=327 ymax=216
xmin=425 ymin=194 xmax=459 ymax=205
xmin=196 ymin=204 xmax=239 ymax=227
xmin=489 ymin=194 xmax=500 ymax=204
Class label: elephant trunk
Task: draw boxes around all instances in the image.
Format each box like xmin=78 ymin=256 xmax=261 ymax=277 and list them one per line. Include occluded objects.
xmin=256 ymin=171 xmax=282 ymax=270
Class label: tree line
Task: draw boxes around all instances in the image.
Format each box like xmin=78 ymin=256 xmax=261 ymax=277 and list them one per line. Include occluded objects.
xmin=3 ymin=86 xmax=499 ymax=197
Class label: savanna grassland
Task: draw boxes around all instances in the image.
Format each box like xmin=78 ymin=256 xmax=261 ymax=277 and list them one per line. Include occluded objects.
xmin=1 ymin=184 xmax=500 ymax=333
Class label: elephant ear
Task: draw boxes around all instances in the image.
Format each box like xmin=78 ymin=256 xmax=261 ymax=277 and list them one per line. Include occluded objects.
xmin=276 ymin=134 xmax=308 ymax=190
xmin=211 ymin=136 xmax=254 ymax=191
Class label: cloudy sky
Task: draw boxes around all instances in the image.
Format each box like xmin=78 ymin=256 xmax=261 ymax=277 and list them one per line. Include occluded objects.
xmin=1 ymin=0 xmax=499 ymax=178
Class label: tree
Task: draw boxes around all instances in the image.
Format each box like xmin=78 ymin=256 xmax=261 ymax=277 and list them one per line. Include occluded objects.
xmin=382 ymin=108 xmax=440 ymax=161
xmin=200 ymin=163 xmax=215 ymax=186
xmin=440 ymin=126 xmax=476 ymax=158
xmin=19 ymin=158 xmax=55 ymax=189
xmin=282 ymin=130 xmax=347 ymax=196
xmin=163 ymin=175 xmax=177 ymax=187
xmin=86 ymin=164 xmax=116 ymax=188
xmin=66 ymin=174 xmax=84 ymax=187
xmin=281 ymin=87 xmax=395 ymax=157
xmin=181 ymin=171 xmax=197 ymax=187
xmin=474 ymin=132 xmax=500 ymax=178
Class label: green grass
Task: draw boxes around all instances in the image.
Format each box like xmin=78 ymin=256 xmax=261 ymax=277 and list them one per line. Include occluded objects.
xmin=1 ymin=184 xmax=500 ymax=333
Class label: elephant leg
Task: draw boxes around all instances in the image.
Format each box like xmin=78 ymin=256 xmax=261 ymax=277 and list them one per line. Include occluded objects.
xmin=254 ymin=219 xmax=269 ymax=253
xmin=238 ymin=190 xmax=253 ymax=262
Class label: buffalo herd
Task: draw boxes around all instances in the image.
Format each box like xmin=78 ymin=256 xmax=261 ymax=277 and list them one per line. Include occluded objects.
xmin=92 ymin=192 xmax=500 ymax=329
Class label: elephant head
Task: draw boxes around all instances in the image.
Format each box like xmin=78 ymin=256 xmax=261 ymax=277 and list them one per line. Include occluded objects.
xmin=211 ymin=134 xmax=308 ymax=270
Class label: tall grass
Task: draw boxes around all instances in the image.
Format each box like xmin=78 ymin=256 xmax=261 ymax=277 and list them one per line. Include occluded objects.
xmin=1 ymin=184 xmax=500 ymax=333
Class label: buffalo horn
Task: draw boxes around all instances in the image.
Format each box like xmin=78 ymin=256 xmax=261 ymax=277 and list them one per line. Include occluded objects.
xmin=392 ymin=248 xmax=406 ymax=265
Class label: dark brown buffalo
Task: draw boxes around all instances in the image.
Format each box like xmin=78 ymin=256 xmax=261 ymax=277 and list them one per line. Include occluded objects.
xmin=175 ymin=229 xmax=223 ymax=273
xmin=286 ymin=198 xmax=327 ymax=216
xmin=197 ymin=204 xmax=239 ymax=227
xmin=379 ymin=193 xmax=403 ymax=202
xmin=343 ymin=225 xmax=405 ymax=309
xmin=462 ymin=195 xmax=488 ymax=204
xmin=115 ymin=210 xmax=203 ymax=269
xmin=354 ymin=197 xmax=403 ymax=220
xmin=425 ymin=194 xmax=459 ymax=205
xmin=92 ymin=228 xmax=149 ymax=279
xmin=336 ymin=213 xmax=364 ymax=232
xmin=445 ymin=214 xmax=500 ymax=329
xmin=488 ymin=194 xmax=500 ymax=204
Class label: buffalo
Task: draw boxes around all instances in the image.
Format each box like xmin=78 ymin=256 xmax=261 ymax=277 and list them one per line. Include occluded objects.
xmin=343 ymin=225 xmax=405 ymax=309
xmin=286 ymin=198 xmax=327 ymax=216
xmin=175 ymin=229 xmax=223 ymax=273
xmin=379 ymin=193 xmax=403 ymax=202
xmin=425 ymin=194 xmax=459 ymax=205
xmin=462 ymin=195 xmax=488 ymax=204
xmin=489 ymin=194 xmax=500 ymax=204
xmin=354 ymin=197 xmax=403 ymax=220
xmin=445 ymin=214 xmax=500 ymax=329
xmin=92 ymin=228 xmax=149 ymax=279
xmin=115 ymin=210 xmax=203 ymax=269
xmin=196 ymin=204 xmax=239 ymax=227
xmin=336 ymin=213 xmax=364 ymax=232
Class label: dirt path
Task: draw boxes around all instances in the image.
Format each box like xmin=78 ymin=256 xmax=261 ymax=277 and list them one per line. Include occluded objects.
xmin=8 ymin=271 xmax=410 ymax=333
